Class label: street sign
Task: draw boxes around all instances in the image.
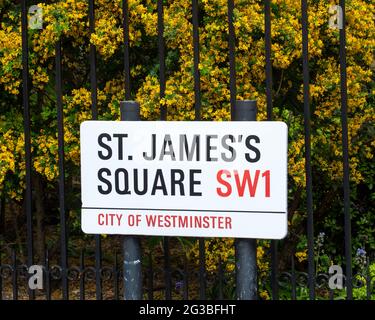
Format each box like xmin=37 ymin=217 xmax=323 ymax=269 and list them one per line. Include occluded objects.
xmin=80 ymin=121 xmax=288 ymax=239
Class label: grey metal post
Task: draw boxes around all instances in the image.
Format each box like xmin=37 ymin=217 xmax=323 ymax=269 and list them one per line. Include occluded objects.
xmin=234 ymin=100 xmax=258 ymax=300
xmin=120 ymin=101 xmax=143 ymax=300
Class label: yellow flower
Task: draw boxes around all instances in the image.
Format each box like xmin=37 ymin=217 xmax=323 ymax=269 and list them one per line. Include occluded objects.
xmin=260 ymin=290 xmax=270 ymax=300
xmin=295 ymin=250 xmax=308 ymax=263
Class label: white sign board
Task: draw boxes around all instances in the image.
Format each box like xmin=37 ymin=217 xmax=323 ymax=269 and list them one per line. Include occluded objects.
xmin=80 ymin=121 xmax=288 ymax=239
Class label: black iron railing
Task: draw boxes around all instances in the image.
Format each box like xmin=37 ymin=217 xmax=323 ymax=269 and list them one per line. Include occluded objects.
xmin=0 ymin=0 xmax=370 ymax=300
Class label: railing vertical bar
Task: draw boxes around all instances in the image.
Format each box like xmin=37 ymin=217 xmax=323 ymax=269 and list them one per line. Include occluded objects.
xmin=79 ymin=250 xmax=85 ymax=300
xmin=0 ymin=197 xmax=3 ymax=301
xmin=89 ymin=0 xmax=102 ymax=300
xmin=123 ymin=0 xmax=131 ymax=100
xmin=329 ymin=288 xmax=334 ymax=300
xmin=0 ymin=248 xmax=2 ymax=301
xmin=183 ymin=254 xmax=189 ymax=300
xmin=95 ymin=238 xmax=102 ymax=300
xmin=158 ymin=0 xmax=166 ymax=120
xmin=45 ymin=249 xmax=51 ymax=300
xmin=338 ymin=0 xmax=352 ymax=300
xmin=193 ymin=0 xmax=205 ymax=299
xmin=291 ymin=254 xmax=296 ymax=300
xmin=157 ymin=0 xmax=171 ymax=300
xmin=264 ymin=0 xmax=273 ymax=119
xmin=163 ymin=238 xmax=172 ymax=300
xmin=89 ymin=0 xmax=98 ymax=119
xmin=114 ymin=252 xmax=119 ymax=300
xmin=147 ymin=252 xmax=153 ymax=300
xmin=228 ymin=0 xmax=236 ymax=120
xmin=301 ymin=0 xmax=315 ymax=300
xmin=270 ymin=241 xmax=278 ymax=300
xmin=12 ymin=248 xmax=17 ymax=300
xmin=192 ymin=0 xmax=201 ymax=120
xmin=264 ymin=0 xmax=279 ymax=301
xmin=21 ymin=0 xmax=34 ymax=301
xmin=0 ymin=198 xmax=3 ymax=301
xmin=55 ymin=38 xmax=69 ymax=301
xmin=198 ymin=239 xmax=206 ymax=299
xmin=366 ymin=258 xmax=370 ymax=300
